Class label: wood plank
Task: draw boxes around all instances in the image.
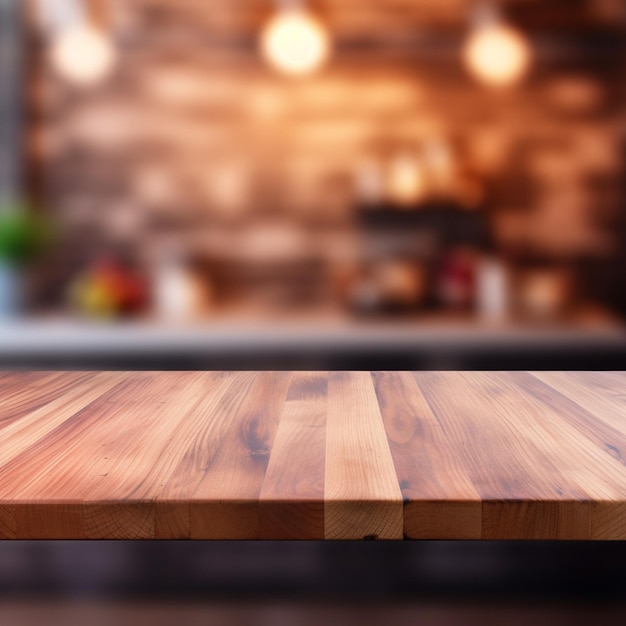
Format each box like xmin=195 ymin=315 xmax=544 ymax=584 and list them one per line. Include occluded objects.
xmin=0 ymin=372 xmax=125 ymax=466
xmin=466 ymin=372 xmax=626 ymax=539
xmin=0 ymin=370 xmax=127 ymax=537
xmin=0 ymin=372 xmax=257 ymax=539
xmin=0 ymin=372 xmax=170 ymax=538
xmin=529 ymin=372 xmax=626 ymax=446
xmin=188 ymin=372 xmax=292 ymax=539
xmin=415 ymin=372 xmax=596 ymax=539
xmin=592 ymin=501 xmax=626 ymax=541
xmin=259 ymin=372 xmax=327 ymax=539
xmin=155 ymin=371 xmax=261 ymax=538
xmin=152 ymin=371 xmax=248 ymax=538
xmin=373 ymin=371 xmax=481 ymax=539
xmin=77 ymin=372 xmax=237 ymax=539
xmin=324 ymin=372 xmax=402 ymax=540
xmin=0 ymin=371 xmax=69 ymax=430
xmin=526 ymin=371 xmax=626 ymax=539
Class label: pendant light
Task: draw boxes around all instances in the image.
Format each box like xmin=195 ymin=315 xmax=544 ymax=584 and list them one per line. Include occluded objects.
xmin=260 ymin=1 xmax=331 ymax=76
xmin=462 ymin=4 xmax=532 ymax=87
xmin=38 ymin=0 xmax=116 ymax=87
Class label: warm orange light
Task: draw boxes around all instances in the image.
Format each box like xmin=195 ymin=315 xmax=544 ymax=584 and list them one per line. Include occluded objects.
xmin=463 ymin=23 xmax=532 ymax=87
xmin=261 ymin=9 xmax=331 ymax=76
xmin=51 ymin=24 xmax=116 ymax=86
xmin=388 ymin=154 xmax=427 ymax=207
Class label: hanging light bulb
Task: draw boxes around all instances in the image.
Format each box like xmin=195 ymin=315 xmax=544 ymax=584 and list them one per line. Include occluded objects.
xmin=39 ymin=0 xmax=116 ymax=87
xmin=51 ymin=24 xmax=116 ymax=86
xmin=261 ymin=2 xmax=331 ymax=76
xmin=462 ymin=5 xmax=532 ymax=87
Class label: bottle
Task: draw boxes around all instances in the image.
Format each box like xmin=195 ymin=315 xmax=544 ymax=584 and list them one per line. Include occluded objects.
xmin=476 ymin=254 xmax=510 ymax=321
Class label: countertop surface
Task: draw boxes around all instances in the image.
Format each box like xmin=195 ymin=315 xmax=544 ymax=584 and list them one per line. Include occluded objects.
xmin=0 ymin=314 xmax=624 ymax=354
xmin=1 ymin=371 xmax=625 ymax=540
xmin=1 ymin=315 xmax=625 ymax=374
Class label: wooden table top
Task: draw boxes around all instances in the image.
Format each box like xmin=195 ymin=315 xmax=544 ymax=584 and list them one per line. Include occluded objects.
xmin=1 ymin=371 xmax=625 ymax=540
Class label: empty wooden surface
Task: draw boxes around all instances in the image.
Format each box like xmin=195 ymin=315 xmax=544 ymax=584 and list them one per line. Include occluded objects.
xmin=0 ymin=371 xmax=625 ymax=540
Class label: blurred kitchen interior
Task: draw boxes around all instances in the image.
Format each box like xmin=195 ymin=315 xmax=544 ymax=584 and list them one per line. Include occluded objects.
xmin=1 ymin=0 xmax=626 ymax=369
xmin=2 ymin=3 xmax=626 ymax=622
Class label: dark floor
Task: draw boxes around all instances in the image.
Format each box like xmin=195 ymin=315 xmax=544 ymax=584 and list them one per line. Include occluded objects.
xmin=2 ymin=599 xmax=626 ymax=626
xmin=1 ymin=541 xmax=625 ymax=601
xmin=1 ymin=542 xmax=626 ymax=625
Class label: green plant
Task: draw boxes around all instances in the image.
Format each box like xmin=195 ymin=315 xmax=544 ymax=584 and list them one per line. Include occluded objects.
xmin=0 ymin=203 xmax=52 ymax=265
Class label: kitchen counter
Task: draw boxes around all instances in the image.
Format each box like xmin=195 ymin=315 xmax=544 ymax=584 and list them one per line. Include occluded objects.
xmin=1 ymin=371 xmax=625 ymax=540
xmin=1 ymin=314 xmax=625 ymax=369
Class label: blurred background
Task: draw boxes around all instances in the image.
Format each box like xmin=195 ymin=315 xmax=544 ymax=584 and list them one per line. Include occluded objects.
xmin=1 ymin=1 xmax=626 ymax=624
xmin=0 ymin=0 xmax=625 ymax=368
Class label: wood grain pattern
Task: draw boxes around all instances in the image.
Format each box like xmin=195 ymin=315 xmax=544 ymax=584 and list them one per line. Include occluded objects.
xmin=259 ymin=372 xmax=327 ymax=539
xmin=0 ymin=371 xmax=625 ymax=540
xmin=324 ymin=372 xmax=402 ymax=539
xmin=373 ymin=372 xmax=482 ymax=539
xmin=188 ymin=371 xmax=291 ymax=539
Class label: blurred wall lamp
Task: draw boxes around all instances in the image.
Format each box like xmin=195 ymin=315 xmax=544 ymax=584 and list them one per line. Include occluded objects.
xmin=462 ymin=3 xmax=532 ymax=87
xmin=36 ymin=0 xmax=116 ymax=87
xmin=260 ymin=0 xmax=331 ymax=76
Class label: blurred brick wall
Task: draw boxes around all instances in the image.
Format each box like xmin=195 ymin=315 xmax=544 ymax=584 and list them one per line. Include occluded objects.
xmin=24 ymin=0 xmax=626 ymax=309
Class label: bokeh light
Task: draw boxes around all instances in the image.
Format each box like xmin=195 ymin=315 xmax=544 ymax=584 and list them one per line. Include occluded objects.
xmin=261 ymin=9 xmax=331 ymax=76
xmin=50 ymin=24 xmax=116 ymax=86
xmin=463 ymin=23 xmax=532 ymax=87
